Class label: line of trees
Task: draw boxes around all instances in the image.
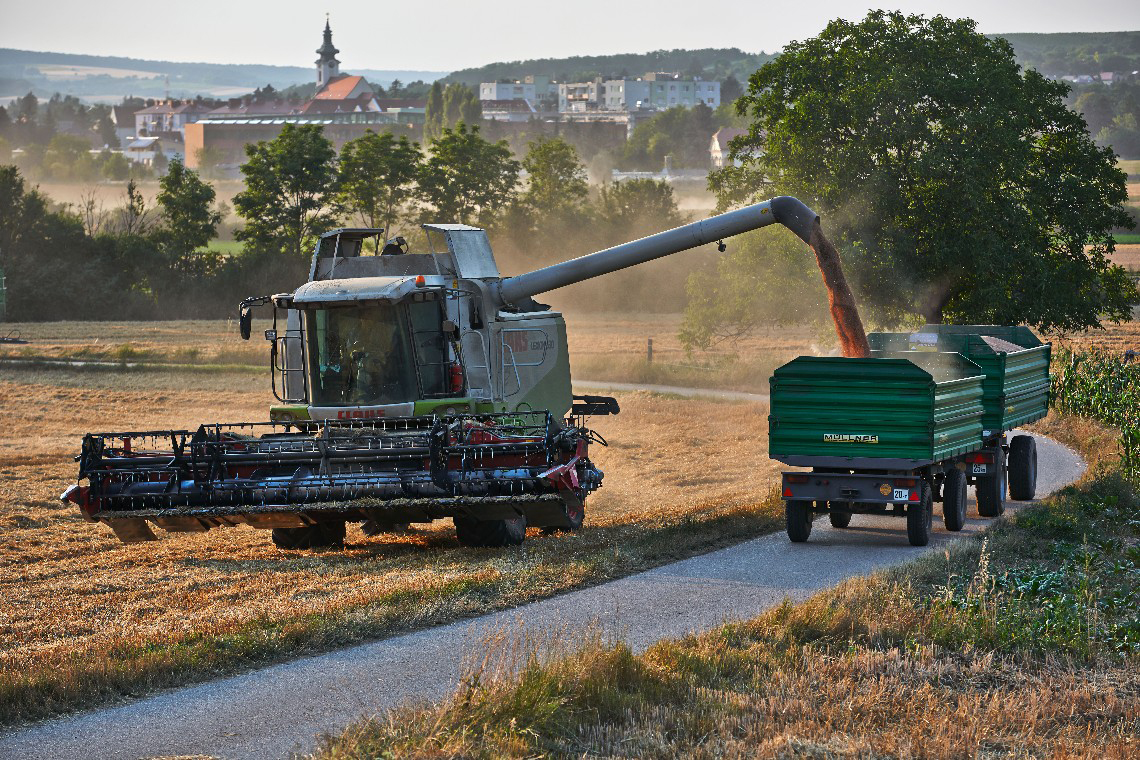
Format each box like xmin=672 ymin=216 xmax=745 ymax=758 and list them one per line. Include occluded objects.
xmin=1 ymin=120 xmax=688 ymax=320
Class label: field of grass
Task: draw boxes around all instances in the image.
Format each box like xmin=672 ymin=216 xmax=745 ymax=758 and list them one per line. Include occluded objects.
xmin=315 ymin=412 xmax=1140 ymax=759
xmin=0 ymin=318 xmax=793 ymax=727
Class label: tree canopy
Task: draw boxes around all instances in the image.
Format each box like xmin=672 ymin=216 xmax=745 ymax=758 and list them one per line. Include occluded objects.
xmin=708 ymin=10 xmax=1136 ymax=333
xmin=154 ymin=157 xmax=221 ymax=264
xmin=336 ymin=129 xmax=422 ymax=235
xmin=418 ymin=123 xmax=519 ymax=227
xmin=233 ymin=123 xmax=341 ymax=263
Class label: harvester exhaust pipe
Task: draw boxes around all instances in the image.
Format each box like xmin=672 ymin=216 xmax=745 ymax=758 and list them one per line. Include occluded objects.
xmin=497 ymin=195 xmax=869 ymax=357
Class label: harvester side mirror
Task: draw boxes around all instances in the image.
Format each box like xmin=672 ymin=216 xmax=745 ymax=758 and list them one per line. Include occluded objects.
xmin=239 ymin=307 xmax=252 ymax=341
xmin=441 ymin=319 xmax=459 ymax=338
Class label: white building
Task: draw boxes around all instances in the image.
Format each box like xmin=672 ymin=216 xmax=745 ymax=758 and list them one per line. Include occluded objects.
xmin=479 ymin=82 xmax=537 ymax=102
xmin=561 ymin=73 xmax=720 ymax=113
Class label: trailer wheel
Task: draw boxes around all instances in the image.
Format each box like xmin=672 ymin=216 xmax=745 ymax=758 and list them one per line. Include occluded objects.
xmin=272 ymin=520 xmax=346 ymax=550
xmin=786 ymin=501 xmax=813 ymax=542
xmin=976 ymin=447 xmax=1006 ymax=517
xmin=943 ymin=468 xmax=968 ymax=532
xmin=454 ymin=515 xmax=527 ymax=547
xmin=1008 ymin=435 xmax=1038 ymax=501
xmin=826 ymin=501 xmax=852 ymax=529
xmin=906 ymin=484 xmax=933 ymax=547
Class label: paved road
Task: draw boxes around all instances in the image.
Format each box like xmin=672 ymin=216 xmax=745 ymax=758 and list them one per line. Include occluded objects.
xmin=0 ymin=431 xmax=1084 ymax=760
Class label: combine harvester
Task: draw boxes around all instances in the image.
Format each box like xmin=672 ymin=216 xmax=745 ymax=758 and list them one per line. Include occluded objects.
xmin=770 ymin=326 xmax=1051 ymax=546
xmin=64 ymin=197 xmax=835 ymax=549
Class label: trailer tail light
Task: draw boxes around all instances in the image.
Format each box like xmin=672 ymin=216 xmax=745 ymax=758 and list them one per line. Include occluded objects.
xmin=783 ymin=487 xmax=794 ymax=497
xmin=786 ymin=474 xmax=809 ymax=484
xmin=965 ymin=452 xmax=994 ymax=464
xmin=893 ymin=478 xmax=916 ymax=487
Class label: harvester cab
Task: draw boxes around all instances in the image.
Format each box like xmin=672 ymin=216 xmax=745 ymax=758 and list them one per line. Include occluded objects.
xmin=64 ymin=197 xmax=835 ymax=550
xmin=248 ymin=224 xmax=586 ymax=429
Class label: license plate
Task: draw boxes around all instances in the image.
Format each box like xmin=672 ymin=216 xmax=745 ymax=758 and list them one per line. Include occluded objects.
xmin=892 ymin=488 xmax=910 ymax=501
xmin=972 ymin=464 xmax=988 ymax=474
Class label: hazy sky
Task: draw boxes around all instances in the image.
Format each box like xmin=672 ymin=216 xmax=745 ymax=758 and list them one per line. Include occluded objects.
xmin=2 ymin=0 xmax=1139 ymax=72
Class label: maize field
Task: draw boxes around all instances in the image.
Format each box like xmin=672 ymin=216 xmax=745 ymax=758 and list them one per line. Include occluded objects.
xmin=1051 ymin=349 xmax=1140 ymax=482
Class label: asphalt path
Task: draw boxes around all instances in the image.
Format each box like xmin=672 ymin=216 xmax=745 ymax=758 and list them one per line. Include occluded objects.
xmin=0 ymin=419 xmax=1084 ymax=760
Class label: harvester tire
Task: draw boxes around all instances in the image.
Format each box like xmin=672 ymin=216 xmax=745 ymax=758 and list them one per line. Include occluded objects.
xmin=271 ymin=521 xmax=346 ymax=550
xmin=786 ymin=501 xmax=812 ymax=542
xmin=454 ymin=515 xmax=527 ymax=548
xmin=361 ymin=519 xmax=410 ymax=536
xmin=541 ymin=493 xmax=586 ymax=535
xmin=976 ymin=447 xmax=1007 ymax=517
xmin=826 ymin=502 xmax=852 ymax=529
xmin=943 ymin=468 xmax=968 ymax=532
xmin=907 ymin=484 xmax=933 ymax=547
xmin=1008 ymin=435 xmax=1038 ymax=501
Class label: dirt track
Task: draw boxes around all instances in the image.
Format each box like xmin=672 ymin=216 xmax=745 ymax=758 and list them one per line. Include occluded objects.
xmin=0 ymin=427 xmax=1085 ymax=760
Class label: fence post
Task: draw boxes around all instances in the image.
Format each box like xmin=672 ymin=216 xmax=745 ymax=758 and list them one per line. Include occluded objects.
xmin=647 ymin=337 xmax=653 ymax=363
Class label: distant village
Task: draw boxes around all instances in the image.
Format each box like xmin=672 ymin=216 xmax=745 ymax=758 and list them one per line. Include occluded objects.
xmin=97 ymin=20 xmax=741 ymax=177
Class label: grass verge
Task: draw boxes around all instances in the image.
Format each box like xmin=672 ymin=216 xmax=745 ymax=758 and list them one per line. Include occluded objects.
xmin=0 ymin=491 xmax=782 ymax=728
xmin=314 ymin=418 xmax=1140 ymax=758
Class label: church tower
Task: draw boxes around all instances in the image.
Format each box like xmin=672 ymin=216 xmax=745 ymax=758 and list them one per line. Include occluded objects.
xmin=315 ymin=18 xmax=341 ymax=87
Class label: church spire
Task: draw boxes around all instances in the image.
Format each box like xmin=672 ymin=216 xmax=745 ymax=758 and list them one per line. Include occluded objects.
xmin=315 ymin=15 xmax=341 ymax=87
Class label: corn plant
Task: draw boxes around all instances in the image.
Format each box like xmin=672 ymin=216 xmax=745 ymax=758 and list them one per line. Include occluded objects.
xmin=1052 ymin=349 xmax=1140 ymax=482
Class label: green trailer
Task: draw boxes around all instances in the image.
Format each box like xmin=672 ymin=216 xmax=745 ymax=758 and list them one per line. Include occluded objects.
xmin=770 ymin=326 xmax=1051 ymax=546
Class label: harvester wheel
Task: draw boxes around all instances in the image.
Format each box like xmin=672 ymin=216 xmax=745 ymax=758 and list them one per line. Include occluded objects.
xmin=271 ymin=520 xmax=347 ymax=550
xmin=786 ymin=500 xmax=813 ymax=542
xmin=906 ymin=484 xmax=933 ymax=547
xmin=976 ymin=447 xmax=1007 ymax=517
xmin=1008 ymin=435 xmax=1038 ymax=501
xmin=943 ymin=468 xmax=968 ymax=532
xmin=826 ymin=501 xmax=852 ymax=529
xmin=361 ymin=519 xmax=410 ymax=536
xmin=541 ymin=490 xmax=586 ymax=535
xmin=454 ymin=515 xmax=527 ymax=548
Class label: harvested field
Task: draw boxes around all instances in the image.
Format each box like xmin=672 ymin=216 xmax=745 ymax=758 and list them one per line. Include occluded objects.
xmin=0 ymin=317 xmax=786 ymax=724
xmin=1108 ymin=243 xmax=1140 ymax=272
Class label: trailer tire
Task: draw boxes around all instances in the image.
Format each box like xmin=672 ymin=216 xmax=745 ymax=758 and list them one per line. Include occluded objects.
xmin=1008 ymin=435 xmax=1038 ymax=501
xmin=827 ymin=502 xmax=852 ymax=529
xmin=977 ymin=447 xmax=1007 ymax=517
xmin=943 ymin=468 xmax=968 ymax=532
xmin=906 ymin=484 xmax=933 ymax=547
xmin=271 ymin=520 xmax=346 ymax=550
xmin=454 ymin=515 xmax=527 ymax=547
xmin=786 ymin=500 xmax=813 ymax=542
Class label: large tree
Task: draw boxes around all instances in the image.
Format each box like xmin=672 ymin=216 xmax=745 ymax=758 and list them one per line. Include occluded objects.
xmin=418 ymin=123 xmax=519 ymax=227
xmin=154 ymin=157 xmax=222 ymax=266
xmin=233 ymin=123 xmax=341 ymax=262
xmin=336 ymin=129 xmax=422 ymax=234
xmin=709 ymin=11 xmax=1136 ymax=332
xmin=520 ymin=136 xmax=589 ymax=217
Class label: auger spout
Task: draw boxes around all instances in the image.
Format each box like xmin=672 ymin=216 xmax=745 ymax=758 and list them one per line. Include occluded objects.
xmin=496 ymin=195 xmax=819 ymax=305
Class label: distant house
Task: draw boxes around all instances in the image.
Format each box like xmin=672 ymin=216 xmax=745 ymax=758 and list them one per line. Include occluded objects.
xmin=109 ymin=105 xmax=139 ymax=145
xmin=314 ymin=74 xmax=376 ymax=101
xmin=300 ymin=92 xmax=382 ymax=115
xmin=206 ymin=99 xmax=299 ymax=118
xmin=135 ymin=101 xmax=210 ymax=136
xmin=124 ymin=136 xmax=162 ymax=165
xmin=710 ymin=127 xmax=749 ymax=168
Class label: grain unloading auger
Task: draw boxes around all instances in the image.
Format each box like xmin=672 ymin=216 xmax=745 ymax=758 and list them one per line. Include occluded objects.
xmin=64 ymin=196 xmax=847 ymax=549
